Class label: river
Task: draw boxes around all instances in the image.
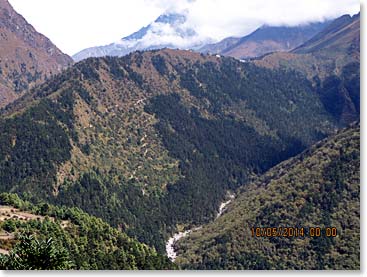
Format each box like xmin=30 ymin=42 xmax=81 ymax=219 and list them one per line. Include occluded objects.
xmin=165 ymin=192 xmax=235 ymax=261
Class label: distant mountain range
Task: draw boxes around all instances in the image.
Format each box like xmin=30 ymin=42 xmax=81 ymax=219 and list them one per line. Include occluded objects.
xmin=199 ymin=21 xmax=331 ymax=59
xmin=72 ymin=12 xmax=212 ymax=62
xmin=256 ymin=12 xmax=360 ymax=125
xmin=293 ymin=13 xmax=360 ymax=54
xmin=0 ymin=0 xmax=72 ymax=107
xmin=73 ymin=11 xmax=333 ymax=62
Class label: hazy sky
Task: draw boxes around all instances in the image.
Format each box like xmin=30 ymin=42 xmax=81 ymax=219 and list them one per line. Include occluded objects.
xmin=9 ymin=0 xmax=360 ymax=56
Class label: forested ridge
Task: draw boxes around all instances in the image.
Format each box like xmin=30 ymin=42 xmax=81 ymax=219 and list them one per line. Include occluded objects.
xmin=0 ymin=48 xmax=342 ymax=254
xmin=175 ymin=123 xmax=360 ymax=269
xmin=0 ymin=193 xmax=175 ymax=269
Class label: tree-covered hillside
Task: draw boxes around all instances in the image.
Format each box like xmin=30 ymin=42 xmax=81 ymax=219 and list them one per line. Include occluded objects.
xmin=175 ymin=123 xmax=359 ymax=270
xmin=0 ymin=193 xmax=174 ymax=270
xmin=0 ymin=49 xmax=337 ymax=251
xmin=255 ymin=13 xmax=360 ymax=125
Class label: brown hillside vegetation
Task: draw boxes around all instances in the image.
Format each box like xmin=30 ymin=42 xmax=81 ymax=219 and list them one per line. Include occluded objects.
xmin=0 ymin=0 xmax=72 ymax=107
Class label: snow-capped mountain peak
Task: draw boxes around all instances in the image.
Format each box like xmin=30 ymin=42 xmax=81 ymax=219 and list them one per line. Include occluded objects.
xmin=73 ymin=11 xmax=211 ymax=62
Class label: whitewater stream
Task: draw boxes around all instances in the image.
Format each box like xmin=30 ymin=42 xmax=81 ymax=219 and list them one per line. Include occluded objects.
xmin=165 ymin=192 xmax=235 ymax=261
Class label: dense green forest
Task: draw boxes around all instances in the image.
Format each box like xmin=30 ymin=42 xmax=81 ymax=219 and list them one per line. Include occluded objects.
xmin=315 ymin=62 xmax=360 ymax=124
xmin=0 ymin=234 xmax=73 ymax=270
xmin=0 ymin=6 xmax=360 ymax=270
xmin=175 ymin=124 xmax=360 ymax=269
xmin=0 ymin=94 xmax=75 ymax=198
xmin=0 ymin=50 xmax=338 ymax=252
xmin=0 ymin=193 xmax=175 ymax=270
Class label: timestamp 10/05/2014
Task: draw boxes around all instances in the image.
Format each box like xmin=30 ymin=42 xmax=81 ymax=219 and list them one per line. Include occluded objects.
xmin=250 ymin=227 xmax=337 ymax=238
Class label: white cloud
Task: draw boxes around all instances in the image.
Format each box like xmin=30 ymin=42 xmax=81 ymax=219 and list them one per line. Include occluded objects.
xmin=9 ymin=0 xmax=163 ymax=55
xmin=9 ymin=0 xmax=359 ymax=55
xmin=165 ymin=0 xmax=360 ymax=40
xmin=118 ymin=17 xmax=212 ymax=50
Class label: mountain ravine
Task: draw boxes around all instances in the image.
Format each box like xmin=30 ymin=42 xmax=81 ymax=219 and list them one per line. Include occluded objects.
xmin=175 ymin=123 xmax=359 ymax=270
xmin=0 ymin=1 xmax=360 ymax=271
xmin=166 ymin=191 xmax=235 ymax=261
xmin=0 ymin=49 xmax=338 ymax=252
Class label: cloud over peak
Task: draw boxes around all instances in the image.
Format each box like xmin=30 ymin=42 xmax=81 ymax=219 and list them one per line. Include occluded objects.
xmin=9 ymin=0 xmax=359 ymax=55
xmin=147 ymin=0 xmax=360 ymax=41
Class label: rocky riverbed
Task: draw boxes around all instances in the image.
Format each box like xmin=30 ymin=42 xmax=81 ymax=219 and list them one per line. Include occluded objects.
xmin=166 ymin=192 xmax=235 ymax=261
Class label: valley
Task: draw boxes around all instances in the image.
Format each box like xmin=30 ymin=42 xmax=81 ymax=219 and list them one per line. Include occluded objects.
xmin=175 ymin=123 xmax=360 ymax=269
xmin=0 ymin=48 xmax=339 ymax=253
xmin=166 ymin=191 xmax=235 ymax=261
xmin=0 ymin=0 xmax=360 ymax=270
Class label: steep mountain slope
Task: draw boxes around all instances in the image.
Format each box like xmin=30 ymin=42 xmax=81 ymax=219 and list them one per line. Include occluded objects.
xmin=292 ymin=13 xmax=360 ymax=55
xmin=0 ymin=193 xmax=175 ymax=269
xmin=255 ymin=13 xmax=360 ymax=125
xmin=0 ymin=49 xmax=336 ymax=251
xmin=0 ymin=0 xmax=72 ymax=108
xmin=176 ymin=123 xmax=360 ymax=270
xmin=200 ymin=22 xmax=330 ymax=59
xmin=73 ymin=12 xmax=211 ymax=62
xmin=198 ymin=37 xmax=240 ymax=55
